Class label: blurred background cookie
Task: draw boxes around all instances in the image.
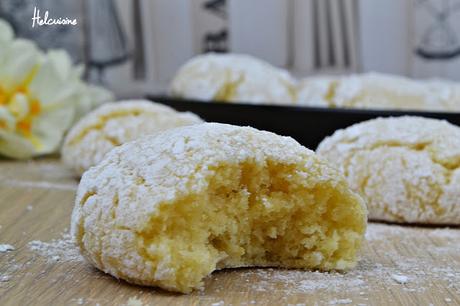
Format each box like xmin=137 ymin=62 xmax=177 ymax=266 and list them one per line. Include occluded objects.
xmin=61 ymin=100 xmax=203 ymax=176
xmin=170 ymin=53 xmax=296 ymax=105
xmin=296 ymin=76 xmax=339 ymax=107
xmin=297 ymin=73 xmax=460 ymax=112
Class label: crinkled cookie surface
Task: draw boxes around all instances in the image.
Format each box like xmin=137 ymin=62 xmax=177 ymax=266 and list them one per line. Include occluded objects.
xmin=61 ymin=100 xmax=203 ymax=175
xmin=170 ymin=53 xmax=296 ymax=105
xmin=297 ymin=73 xmax=460 ymax=111
xmin=71 ymin=123 xmax=366 ymax=293
xmin=317 ymin=116 xmax=460 ymax=224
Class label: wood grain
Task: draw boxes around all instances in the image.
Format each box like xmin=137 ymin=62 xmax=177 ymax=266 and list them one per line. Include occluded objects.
xmin=0 ymin=158 xmax=459 ymax=306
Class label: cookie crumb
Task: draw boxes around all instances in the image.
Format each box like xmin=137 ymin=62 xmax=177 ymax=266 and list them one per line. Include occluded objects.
xmin=0 ymin=244 xmax=14 ymax=252
xmin=0 ymin=275 xmax=11 ymax=282
xmin=329 ymin=298 xmax=352 ymax=305
xmin=391 ymin=274 xmax=409 ymax=284
xmin=125 ymin=297 xmax=144 ymax=306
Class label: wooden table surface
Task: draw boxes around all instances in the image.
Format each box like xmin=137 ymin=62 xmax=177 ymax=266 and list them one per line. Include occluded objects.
xmin=0 ymin=158 xmax=459 ymax=306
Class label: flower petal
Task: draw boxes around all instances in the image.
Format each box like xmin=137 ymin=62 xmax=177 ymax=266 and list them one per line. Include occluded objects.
xmin=0 ymin=106 xmax=16 ymax=130
xmin=0 ymin=130 xmax=36 ymax=159
xmin=32 ymin=105 xmax=75 ymax=153
xmin=0 ymin=40 xmax=41 ymax=89
xmin=0 ymin=19 xmax=14 ymax=43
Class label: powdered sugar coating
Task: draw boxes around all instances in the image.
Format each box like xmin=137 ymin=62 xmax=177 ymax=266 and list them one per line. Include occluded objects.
xmin=170 ymin=53 xmax=296 ymax=105
xmin=61 ymin=100 xmax=203 ymax=176
xmin=296 ymin=76 xmax=338 ymax=107
xmin=317 ymin=116 xmax=460 ymax=224
xmin=424 ymin=79 xmax=460 ymax=111
xmin=332 ymin=73 xmax=436 ymax=110
xmin=297 ymin=73 xmax=460 ymax=111
xmin=71 ymin=123 xmax=366 ymax=289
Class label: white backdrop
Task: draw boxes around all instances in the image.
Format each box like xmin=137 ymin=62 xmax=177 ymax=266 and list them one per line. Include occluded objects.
xmin=107 ymin=0 xmax=460 ymax=97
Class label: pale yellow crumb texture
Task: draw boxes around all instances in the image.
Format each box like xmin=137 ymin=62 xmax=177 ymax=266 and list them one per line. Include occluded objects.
xmin=71 ymin=123 xmax=367 ymax=293
xmin=61 ymin=100 xmax=203 ymax=176
xmin=317 ymin=116 xmax=460 ymax=224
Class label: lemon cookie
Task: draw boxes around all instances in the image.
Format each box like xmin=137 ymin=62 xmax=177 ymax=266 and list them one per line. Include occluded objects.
xmin=317 ymin=116 xmax=460 ymax=224
xmin=297 ymin=73 xmax=455 ymax=111
xmin=424 ymin=79 xmax=460 ymax=112
xmin=296 ymin=76 xmax=339 ymax=107
xmin=71 ymin=123 xmax=367 ymax=293
xmin=62 ymin=100 xmax=202 ymax=176
xmin=170 ymin=53 xmax=296 ymax=105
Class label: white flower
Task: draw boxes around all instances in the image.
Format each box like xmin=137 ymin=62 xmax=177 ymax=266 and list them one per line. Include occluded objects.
xmin=0 ymin=19 xmax=13 ymax=43
xmin=0 ymin=19 xmax=113 ymax=159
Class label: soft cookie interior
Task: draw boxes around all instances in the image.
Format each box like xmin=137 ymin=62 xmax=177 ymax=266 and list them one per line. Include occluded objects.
xmin=137 ymin=160 xmax=365 ymax=292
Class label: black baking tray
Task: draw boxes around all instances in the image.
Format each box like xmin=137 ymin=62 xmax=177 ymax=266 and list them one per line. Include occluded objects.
xmin=147 ymin=95 xmax=460 ymax=150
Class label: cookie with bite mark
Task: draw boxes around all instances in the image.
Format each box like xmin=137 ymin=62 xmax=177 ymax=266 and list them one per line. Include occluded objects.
xmin=71 ymin=123 xmax=367 ymax=293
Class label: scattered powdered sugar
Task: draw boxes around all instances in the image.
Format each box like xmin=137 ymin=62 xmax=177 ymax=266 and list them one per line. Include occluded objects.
xmin=365 ymin=223 xmax=459 ymax=242
xmin=0 ymin=179 xmax=77 ymax=191
xmin=244 ymin=269 xmax=367 ymax=293
xmin=226 ymin=223 xmax=460 ymax=297
xmin=391 ymin=274 xmax=409 ymax=284
xmin=365 ymin=223 xmax=404 ymax=240
xmin=28 ymin=233 xmax=84 ymax=263
xmin=328 ymin=298 xmax=353 ymax=304
xmin=0 ymin=244 xmax=15 ymax=252
xmin=428 ymin=228 xmax=460 ymax=240
xmin=0 ymin=259 xmax=23 ymax=283
xmin=0 ymin=262 xmax=19 ymax=283
xmin=8 ymin=223 xmax=459 ymax=305
xmin=124 ymin=297 xmax=145 ymax=306
xmin=0 ymin=275 xmax=11 ymax=282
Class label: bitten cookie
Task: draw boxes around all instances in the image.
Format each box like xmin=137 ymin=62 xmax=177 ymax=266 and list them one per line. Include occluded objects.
xmin=61 ymin=100 xmax=203 ymax=176
xmin=170 ymin=53 xmax=296 ymax=105
xmin=317 ymin=116 xmax=460 ymax=224
xmin=71 ymin=123 xmax=367 ymax=293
